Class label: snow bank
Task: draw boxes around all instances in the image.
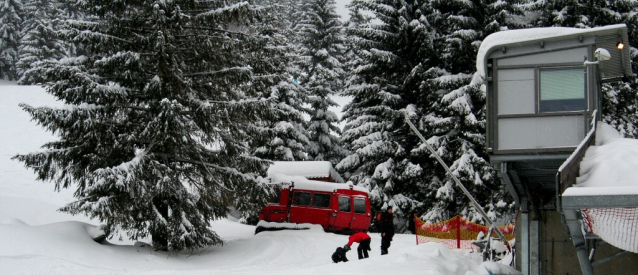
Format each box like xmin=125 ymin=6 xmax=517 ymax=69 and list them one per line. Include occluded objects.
xmin=0 ymin=216 xmax=520 ymax=275
xmin=269 ymin=173 xmax=369 ymax=194
xmin=256 ymin=220 xmax=323 ymax=231
xmin=268 ymin=161 xmax=344 ymax=182
xmin=563 ymin=123 xmax=638 ymax=196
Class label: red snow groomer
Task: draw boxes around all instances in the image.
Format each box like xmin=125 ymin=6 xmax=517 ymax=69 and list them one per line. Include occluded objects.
xmin=256 ymin=174 xmax=372 ymax=234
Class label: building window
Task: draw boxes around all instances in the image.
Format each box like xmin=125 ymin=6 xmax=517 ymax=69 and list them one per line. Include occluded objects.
xmin=539 ymin=67 xmax=586 ymax=112
xmin=292 ymin=192 xmax=311 ymax=206
xmin=311 ymin=193 xmax=331 ymax=208
xmin=338 ymin=196 xmax=351 ymax=212
xmin=354 ymin=198 xmax=366 ymax=214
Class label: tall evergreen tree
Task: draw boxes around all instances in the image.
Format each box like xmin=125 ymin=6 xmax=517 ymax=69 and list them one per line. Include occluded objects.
xmin=17 ymin=0 xmax=68 ymax=83
xmin=590 ymin=0 xmax=638 ymax=138
xmin=249 ymin=0 xmax=312 ymax=162
xmin=527 ymin=0 xmax=589 ymax=28
xmin=340 ymin=0 xmax=522 ymax=229
xmin=296 ymin=0 xmax=348 ymax=166
xmin=0 ymin=0 xmax=24 ymax=80
xmin=59 ymin=0 xmax=85 ymax=20
xmin=412 ymin=0 xmax=523 ymax=223
xmin=14 ymin=0 xmax=278 ymax=251
xmin=338 ymin=0 xmax=437 ymax=231
xmin=342 ymin=1 xmax=371 ymax=92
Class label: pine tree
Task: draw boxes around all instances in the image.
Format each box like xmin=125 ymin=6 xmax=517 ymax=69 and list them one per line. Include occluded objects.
xmin=592 ymin=0 xmax=638 ymax=138
xmin=0 ymin=0 xmax=24 ymax=80
xmin=250 ymin=79 xmax=312 ymax=161
xmin=59 ymin=0 xmax=85 ymax=20
xmin=296 ymin=0 xmax=348 ymax=166
xmin=14 ymin=0 xmax=278 ymax=251
xmin=340 ymin=0 xmax=522 ymax=229
xmin=409 ymin=0 xmax=523 ymax=223
xmin=527 ymin=0 xmax=589 ymax=28
xmin=342 ymin=1 xmax=371 ymax=93
xmin=338 ymin=0 xmax=439 ymax=231
xmin=17 ymin=0 xmax=68 ymax=83
xmin=249 ymin=0 xmax=312 ymax=162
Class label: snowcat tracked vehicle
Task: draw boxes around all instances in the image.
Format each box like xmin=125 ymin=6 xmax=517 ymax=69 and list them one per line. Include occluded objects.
xmin=256 ymin=174 xmax=372 ymax=234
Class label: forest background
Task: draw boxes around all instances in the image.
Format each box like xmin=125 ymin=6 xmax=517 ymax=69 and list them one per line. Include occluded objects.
xmin=1 ymin=0 xmax=637 ymax=251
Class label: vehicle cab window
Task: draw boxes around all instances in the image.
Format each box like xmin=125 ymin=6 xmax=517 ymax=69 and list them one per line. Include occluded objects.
xmin=354 ymin=198 xmax=366 ymax=214
xmin=292 ymin=191 xmax=311 ymax=206
xmin=311 ymin=193 xmax=331 ymax=208
xmin=338 ymin=196 xmax=350 ymax=212
xmin=268 ymin=186 xmax=282 ymax=204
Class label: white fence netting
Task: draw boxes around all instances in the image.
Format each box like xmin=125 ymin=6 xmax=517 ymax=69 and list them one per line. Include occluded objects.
xmin=582 ymin=208 xmax=638 ymax=253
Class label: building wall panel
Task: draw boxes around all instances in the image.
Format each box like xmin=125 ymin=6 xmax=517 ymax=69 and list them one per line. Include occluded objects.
xmin=497 ymin=47 xmax=588 ymax=67
xmin=497 ymin=68 xmax=536 ymax=115
xmin=498 ymin=116 xmax=584 ymax=150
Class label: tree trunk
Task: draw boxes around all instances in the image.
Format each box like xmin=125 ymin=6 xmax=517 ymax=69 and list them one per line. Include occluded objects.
xmin=152 ymin=198 xmax=169 ymax=251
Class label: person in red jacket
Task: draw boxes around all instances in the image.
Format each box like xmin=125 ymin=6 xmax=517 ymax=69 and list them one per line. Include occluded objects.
xmin=344 ymin=232 xmax=371 ymax=259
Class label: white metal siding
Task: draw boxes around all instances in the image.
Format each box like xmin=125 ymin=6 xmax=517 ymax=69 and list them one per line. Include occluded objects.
xmin=497 ymin=47 xmax=588 ymax=67
xmin=498 ymin=116 xmax=584 ymax=150
xmin=497 ymin=68 xmax=536 ymax=115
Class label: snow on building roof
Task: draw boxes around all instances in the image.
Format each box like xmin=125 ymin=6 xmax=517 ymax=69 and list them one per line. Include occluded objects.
xmin=269 ymin=174 xmax=369 ymax=194
xmin=267 ymin=161 xmax=344 ymax=183
xmin=562 ymin=123 xmax=638 ymax=197
xmin=476 ymin=24 xmax=628 ymax=78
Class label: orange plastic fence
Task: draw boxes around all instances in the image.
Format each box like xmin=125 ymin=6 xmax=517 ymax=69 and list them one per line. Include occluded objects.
xmin=415 ymin=215 xmax=515 ymax=249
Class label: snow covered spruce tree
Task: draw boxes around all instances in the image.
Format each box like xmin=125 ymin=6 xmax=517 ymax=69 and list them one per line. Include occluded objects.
xmin=248 ymin=0 xmax=312 ymax=162
xmin=342 ymin=1 xmax=371 ymax=93
xmin=17 ymin=0 xmax=68 ymax=83
xmin=14 ymin=0 xmax=279 ymax=251
xmin=597 ymin=1 xmax=638 ymax=139
xmin=340 ymin=0 xmax=522 ymax=229
xmin=295 ymin=0 xmax=348 ymax=166
xmin=527 ymin=0 xmax=589 ymax=28
xmin=410 ymin=0 xmax=523 ymax=223
xmin=528 ymin=0 xmax=638 ymax=138
xmin=338 ymin=0 xmax=439 ymax=231
xmin=0 ymin=0 xmax=24 ymax=80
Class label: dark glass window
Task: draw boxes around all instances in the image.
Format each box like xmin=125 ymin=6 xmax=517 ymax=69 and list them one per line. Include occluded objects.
xmin=268 ymin=187 xmax=281 ymax=204
xmin=311 ymin=193 xmax=331 ymax=208
xmin=292 ymin=192 xmax=311 ymax=206
xmin=539 ymin=68 xmax=586 ymax=112
xmin=338 ymin=196 xmax=351 ymax=212
xmin=354 ymin=198 xmax=366 ymax=214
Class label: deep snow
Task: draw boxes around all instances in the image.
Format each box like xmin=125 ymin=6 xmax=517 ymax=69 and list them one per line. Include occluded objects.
xmin=0 ymin=81 xmax=520 ymax=274
xmin=568 ymin=123 xmax=638 ymax=193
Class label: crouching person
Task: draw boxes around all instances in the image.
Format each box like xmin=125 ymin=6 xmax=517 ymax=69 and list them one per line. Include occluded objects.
xmin=332 ymin=247 xmax=348 ymax=263
xmin=344 ymin=232 xmax=371 ymax=259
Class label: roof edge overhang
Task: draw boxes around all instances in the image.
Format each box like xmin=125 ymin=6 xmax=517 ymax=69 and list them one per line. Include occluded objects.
xmin=479 ymin=24 xmax=631 ymax=79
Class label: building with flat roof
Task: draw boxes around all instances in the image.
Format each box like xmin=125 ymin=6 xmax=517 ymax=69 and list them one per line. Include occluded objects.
xmin=479 ymin=24 xmax=637 ymax=275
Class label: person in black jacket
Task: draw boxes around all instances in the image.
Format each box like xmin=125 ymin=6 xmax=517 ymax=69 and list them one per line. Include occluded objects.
xmin=379 ymin=206 xmax=395 ymax=255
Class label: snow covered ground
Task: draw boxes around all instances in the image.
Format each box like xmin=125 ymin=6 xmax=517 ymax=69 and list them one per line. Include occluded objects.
xmin=0 ymin=81 xmax=520 ymax=275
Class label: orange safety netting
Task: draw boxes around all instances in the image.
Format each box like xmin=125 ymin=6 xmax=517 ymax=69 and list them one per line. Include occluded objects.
xmin=415 ymin=215 xmax=515 ymax=249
